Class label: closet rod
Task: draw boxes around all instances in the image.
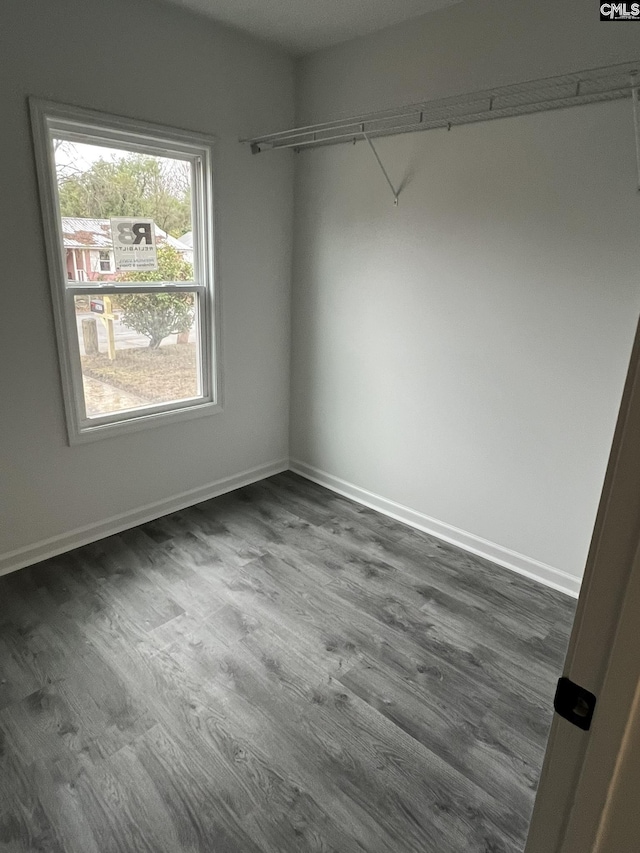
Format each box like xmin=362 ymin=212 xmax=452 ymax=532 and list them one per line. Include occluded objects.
xmin=242 ymin=60 xmax=639 ymax=154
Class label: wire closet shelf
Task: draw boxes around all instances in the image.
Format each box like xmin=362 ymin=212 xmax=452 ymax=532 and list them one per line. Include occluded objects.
xmin=243 ymin=61 xmax=640 ymax=154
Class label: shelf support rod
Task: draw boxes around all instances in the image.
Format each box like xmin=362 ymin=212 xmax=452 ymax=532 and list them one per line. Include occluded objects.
xmin=632 ymin=73 xmax=640 ymax=192
xmin=363 ymin=132 xmax=399 ymax=206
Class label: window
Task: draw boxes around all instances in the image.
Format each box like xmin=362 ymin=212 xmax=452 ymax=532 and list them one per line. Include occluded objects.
xmin=30 ymin=100 xmax=219 ymax=443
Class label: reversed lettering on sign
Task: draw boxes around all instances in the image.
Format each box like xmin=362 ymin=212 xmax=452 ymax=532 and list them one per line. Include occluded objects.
xmin=110 ymin=217 xmax=158 ymax=271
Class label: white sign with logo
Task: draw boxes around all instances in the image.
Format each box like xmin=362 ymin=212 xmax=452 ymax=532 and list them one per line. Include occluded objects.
xmin=110 ymin=217 xmax=158 ymax=272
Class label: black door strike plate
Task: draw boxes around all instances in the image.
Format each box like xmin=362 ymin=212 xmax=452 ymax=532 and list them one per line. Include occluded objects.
xmin=554 ymin=677 xmax=597 ymax=731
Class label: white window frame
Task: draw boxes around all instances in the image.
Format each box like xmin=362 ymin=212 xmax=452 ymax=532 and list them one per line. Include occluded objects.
xmin=30 ymin=99 xmax=221 ymax=445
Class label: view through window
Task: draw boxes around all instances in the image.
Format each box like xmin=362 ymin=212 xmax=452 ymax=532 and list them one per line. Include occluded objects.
xmin=56 ymin=140 xmax=199 ymax=418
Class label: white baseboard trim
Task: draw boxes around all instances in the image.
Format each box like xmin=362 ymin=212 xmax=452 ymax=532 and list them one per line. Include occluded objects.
xmin=290 ymin=459 xmax=581 ymax=599
xmin=0 ymin=458 xmax=289 ymax=579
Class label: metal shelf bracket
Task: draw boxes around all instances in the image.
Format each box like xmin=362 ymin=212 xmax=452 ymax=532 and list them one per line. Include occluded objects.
xmin=363 ymin=132 xmax=399 ymax=206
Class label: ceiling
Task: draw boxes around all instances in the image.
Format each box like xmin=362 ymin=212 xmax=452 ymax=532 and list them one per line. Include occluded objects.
xmin=159 ymin=0 xmax=464 ymax=55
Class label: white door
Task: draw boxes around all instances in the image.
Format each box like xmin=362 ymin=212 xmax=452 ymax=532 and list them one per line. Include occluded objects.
xmin=525 ymin=315 xmax=640 ymax=852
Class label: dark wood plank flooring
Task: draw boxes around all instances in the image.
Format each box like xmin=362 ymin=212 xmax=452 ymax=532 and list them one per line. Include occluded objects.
xmin=0 ymin=472 xmax=576 ymax=853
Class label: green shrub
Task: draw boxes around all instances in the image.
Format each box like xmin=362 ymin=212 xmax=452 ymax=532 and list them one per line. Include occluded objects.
xmin=118 ymin=244 xmax=194 ymax=349
xmin=118 ymin=292 xmax=194 ymax=349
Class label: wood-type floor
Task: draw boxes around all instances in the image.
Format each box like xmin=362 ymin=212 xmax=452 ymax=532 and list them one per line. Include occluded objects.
xmin=0 ymin=472 xmax=576 ymax=853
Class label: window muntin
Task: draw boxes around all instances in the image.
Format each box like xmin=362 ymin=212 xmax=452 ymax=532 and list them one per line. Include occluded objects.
xmin=30 ymin=101 xmax=218 ymax=443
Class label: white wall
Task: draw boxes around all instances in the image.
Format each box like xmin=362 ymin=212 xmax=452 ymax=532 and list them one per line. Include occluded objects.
xmin=295 ymin=0 xmax=640 ymax=122
xmin=291 ymin=0 xmax=640 ymax=588
xmin=0 ymin=0 xmax=294 ymax=570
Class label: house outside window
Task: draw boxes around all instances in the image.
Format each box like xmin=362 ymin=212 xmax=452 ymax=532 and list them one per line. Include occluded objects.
xmin=30 ymin=100 xmax=220 ymax=443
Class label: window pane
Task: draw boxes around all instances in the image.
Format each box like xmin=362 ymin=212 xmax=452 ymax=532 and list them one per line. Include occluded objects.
xmin=75 ymin=293 xmax=201 ymax=418
xmin=54 ymin=140 xmax=194 ymax=284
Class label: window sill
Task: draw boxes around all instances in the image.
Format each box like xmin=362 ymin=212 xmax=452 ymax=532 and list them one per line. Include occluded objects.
xmin=68 ymin=399 xmax=222 ymax=445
